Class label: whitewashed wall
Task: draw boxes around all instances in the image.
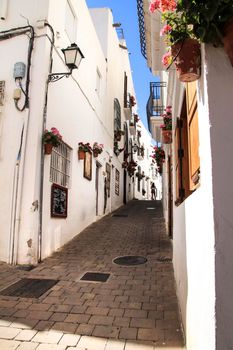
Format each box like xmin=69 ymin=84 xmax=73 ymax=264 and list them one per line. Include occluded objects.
xmin=204 ymin=44 xmax=233 ymax=350
xmin=0 ymin=0 xmax=138 ymax=264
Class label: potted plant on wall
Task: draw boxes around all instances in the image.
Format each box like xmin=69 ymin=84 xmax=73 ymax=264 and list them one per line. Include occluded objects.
xmin=160 ymin=105 xmax=172 ymax=144
xmin=92 ymin=142 xmax=104 ymax=158
xmin=42 ymin=127 xmax=62 ymax=155
xmin=150 ymin=0 xmax=201 ymax=82
xmin=151 ymin=146 xmax=165 ymax=174
xmin=114 ymin=129 xmax=125 ymax=142
xmin=78 ymin=142 xmax=92 ymax=160
xmin=178 ymin=0 xmax=233 ymax=66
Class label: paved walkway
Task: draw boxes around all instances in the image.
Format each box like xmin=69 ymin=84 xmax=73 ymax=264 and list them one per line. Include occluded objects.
xmin=0 ymin=200 xmax=185 ymax=349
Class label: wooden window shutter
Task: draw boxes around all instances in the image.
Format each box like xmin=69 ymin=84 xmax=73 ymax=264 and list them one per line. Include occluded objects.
xmin=175 ymin=119 xmax=185 ymax=205
xmin=186 ymin=82 xmax=200 ymax=190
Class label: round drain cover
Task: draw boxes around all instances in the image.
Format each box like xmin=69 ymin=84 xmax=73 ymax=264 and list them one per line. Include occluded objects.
xmin=113 ymin=255 xmax=147 ymax=266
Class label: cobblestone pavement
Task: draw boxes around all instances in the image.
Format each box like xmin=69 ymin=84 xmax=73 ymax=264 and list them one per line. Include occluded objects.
xmin=0 ymin=200 xmax=185 ymax=349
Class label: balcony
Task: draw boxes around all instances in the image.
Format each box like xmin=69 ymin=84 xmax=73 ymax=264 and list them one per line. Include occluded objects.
xmin=146 ymin=81 xmax=166 ymax=142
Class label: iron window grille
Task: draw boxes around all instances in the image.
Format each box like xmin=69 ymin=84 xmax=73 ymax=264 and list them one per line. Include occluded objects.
xmin=50 ymin=141 xmax=72 ymax=188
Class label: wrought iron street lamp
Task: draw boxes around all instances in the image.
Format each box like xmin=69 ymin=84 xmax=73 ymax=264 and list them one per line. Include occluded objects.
xmin=48 ymin=43 xmax=84 ymax=82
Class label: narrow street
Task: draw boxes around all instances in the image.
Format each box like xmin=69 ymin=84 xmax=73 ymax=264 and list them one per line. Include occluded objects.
xmin=0 ymin=200 xmax=184 ymax=350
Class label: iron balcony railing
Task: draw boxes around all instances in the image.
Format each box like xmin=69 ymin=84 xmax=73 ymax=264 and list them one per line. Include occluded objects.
xmin=146 ymin=81 xmax=166 ymax=131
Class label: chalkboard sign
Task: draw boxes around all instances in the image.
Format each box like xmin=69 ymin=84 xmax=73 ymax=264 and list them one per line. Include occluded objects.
xmin=51 ymin=183 xmax=68 ymax=218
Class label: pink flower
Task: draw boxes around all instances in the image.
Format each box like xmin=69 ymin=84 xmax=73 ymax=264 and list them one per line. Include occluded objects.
xmin=149 ymin=0 xmax=160 ymax=13
xmin=160 ymin=24 xmax=172 ymax=36
xmin=51 ymin=127 xmax=59 ymax=135
xmin=162 ymin=51 xmax=172 ymax=67
xmin=149 ymin=0 xmax=177 ymax=13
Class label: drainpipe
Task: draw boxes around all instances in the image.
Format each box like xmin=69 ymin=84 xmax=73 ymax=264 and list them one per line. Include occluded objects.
xmin=0 ymin=0 xmax=8 ymax=20
xmin=38 ymin=22 xmax=54 ymax=262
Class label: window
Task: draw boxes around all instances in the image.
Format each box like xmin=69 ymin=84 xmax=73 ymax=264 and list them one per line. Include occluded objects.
xmin=175 ymin=81 xmax=200 ymax=205
xmin=115 ymin=169 xmax=120 ymax=195
xmin=50 ymin=141 xmax=72 ymax=188
xmin=65 ymin=1 xmax=76 ymax=42
xmin=96 ymin=68 xmax=101 ymax=97
xmin=114 ymin=98 xmax=121 ymax=131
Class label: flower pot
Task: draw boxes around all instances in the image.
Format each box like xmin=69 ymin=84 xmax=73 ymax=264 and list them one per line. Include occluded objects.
xmin=78 ymin=149 xmax=85 ymax=160
xmin=93 ymin=151 xmax=99 ymax=158
xmin=162 ymin=130 xmax=172 ymax=144
xmin=171 ymin=38 xmax=201 ymax=82
xmin=44 ymin=143 xmax=53 ymax=155
xmin=223 ymin=18 xmax=233 ymax=67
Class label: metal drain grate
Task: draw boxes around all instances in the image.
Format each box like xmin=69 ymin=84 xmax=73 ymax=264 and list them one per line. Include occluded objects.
xmin=113 ymin=256 xmax=147 ymax=266
xmin=80 ymin=272 xmax=110 ymax=282
xmin=157 ymin=256 xmax=172 ymax=263
xmin=112 ymin=214 xmax=128 ymax=217
xmin=0 ymin=278 xmax=58 ymax=298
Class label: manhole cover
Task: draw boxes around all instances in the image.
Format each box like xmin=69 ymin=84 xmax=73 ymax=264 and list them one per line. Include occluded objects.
xmin=112 ymin=214 xmax=128 ymax=217
xmin=0 ymin=278 xmax=58 ymax=298
xmin=80 ymin=272 xmax=110 ymax=282
xmin=113 ymin=256 xmax=147 ymax=266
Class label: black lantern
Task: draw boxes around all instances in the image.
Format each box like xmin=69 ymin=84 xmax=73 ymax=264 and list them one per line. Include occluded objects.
xmin=48 ymin=43 xmax=84 ymax=82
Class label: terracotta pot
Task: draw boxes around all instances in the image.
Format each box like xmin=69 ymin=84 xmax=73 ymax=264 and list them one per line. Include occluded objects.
xmin=223 ymin=18 xmax=233 ymax=67
xmin=44 ymin=143 xmax=53 ymax=155
xmin=78 ymin=149 xmax=85 ymax=160
xmin=162 ymin=130 xmax=172 ymax=144
xmin=171 ymin=38 xmax=201 ymax=82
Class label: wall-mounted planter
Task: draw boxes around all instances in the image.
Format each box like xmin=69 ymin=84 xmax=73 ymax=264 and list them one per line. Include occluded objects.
xmin=44 ymin=143 xmax=53 ymax=155
xmin=124 ymin=107 xmax=132 ymax=120
xmin=78 ymin=150 xmax=85 ymax=160
xmin=171 ymin=38 xmax=201 ymax=82
xmin=129 ymin=125 xmax=136 ymax=136
xmin=162 ymin=130 xmax=172 ymax=144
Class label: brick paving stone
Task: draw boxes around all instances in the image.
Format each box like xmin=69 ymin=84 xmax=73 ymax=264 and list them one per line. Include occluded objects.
xmin=28 ymin=303 xmax=51 ymax=311
xmin=0 ymin=326 xmax=21 ymax=339
xmin=0 ymin=339 xmax=20 ymax=349
xmin=36 ymin=344 xmax=66 ymax=350
xmin=0 ymin=319 xmax=12 ymax=326
xmin=15 ymin=329 xmax=38 ymax=341
xmin=32 ymin=330 xmax=63 ymax=344
xmin=105 ymin=339 xmax=125 ymax=350
xmin=156 ymin=319 xmax=181 ymax=330
xmin=109 ymin=308 xmax=124 ymax=317
xmin=49 ymin=312 xmax=68 ymax=322
xmin=125 ymin=340 xmax=155 ymax=350
xmin=138 ymin=328 xmax=164 ymax=342
xmin=130 ymin=317 xmax=155 ymax=328
xmin=64 ymin=313 xmax=90 ymax=323
xmin=86 ymin=306 xmax=109 ymax=316
xmin=0 ymin=300 xmax=19 ymax=308
xmin=17 ymin=342 xmax=39 ymax=349
xmin=0 ymin=307 xmax=16 ymax=316
xmin=34 ymin=320 xmax=54 ymax=331
xmin=148 ymin=310 xmax=164 ymax=320
xmin=124 ymin=309 xmax=147 ymax=319
xmin=70 ymin=305 xmax=87 ymax=314
xmin=113 ymin=317 xmax=130 ymax=328
xmin=49 ymin=304 xmax=73 ymax=313
xmin=15 ymin=302 xmax=32 ymax=310
xmin=88 ymin=315 xmax=114 ymax=326
xmin=120 ymin=302 xmax=141 ymax=310
xmin=59 ymin=333 xmax=81 ymax=346
xmin=92 ymin=325 xmax=120 ymax=338
xmin=77 ymin=335 xmax=107 ymax=350
xmin=76 ymin=323 xmax=95 ymax=336
xmin=51 ymin=322 xmax=77 ymax=333
xmin=27 ymin=311 xmax=53 ymax=321
xmin=119 ymin=327 xmax=137 ymax=340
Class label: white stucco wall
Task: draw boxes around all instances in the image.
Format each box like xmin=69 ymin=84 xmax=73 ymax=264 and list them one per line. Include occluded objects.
xmin=0 ymin=0 xmax=139 ymax=264
xmin=171 ymin=45 xmax=216 ymax=350
xmin=204 ymin=44 xmax=233 ymax=350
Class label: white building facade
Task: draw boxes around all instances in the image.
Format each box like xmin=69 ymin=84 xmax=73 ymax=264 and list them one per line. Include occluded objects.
xmin=0 ymin=0 xmax=153 ymax=266
xmin=138 ymin=0 xmax=233 ymax=349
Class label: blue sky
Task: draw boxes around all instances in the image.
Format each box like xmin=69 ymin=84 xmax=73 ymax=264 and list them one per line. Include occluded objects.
xmin=86 ymin=0 xmax=159 ymax=130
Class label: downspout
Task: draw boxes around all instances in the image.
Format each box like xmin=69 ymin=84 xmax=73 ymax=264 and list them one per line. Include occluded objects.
xmin=38 ymin=22 xmax=54 ymax=262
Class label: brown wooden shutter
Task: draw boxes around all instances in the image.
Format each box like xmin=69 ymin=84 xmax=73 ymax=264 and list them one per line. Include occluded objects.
xmin=186 ymin=82 xmax=200 ymax=190
xmin=175 ymin=119 xmax=184 ymax=205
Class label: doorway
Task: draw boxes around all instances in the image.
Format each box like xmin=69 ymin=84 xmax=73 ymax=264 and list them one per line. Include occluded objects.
xmin=95 ymin=161 xmax=102 ymax=216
